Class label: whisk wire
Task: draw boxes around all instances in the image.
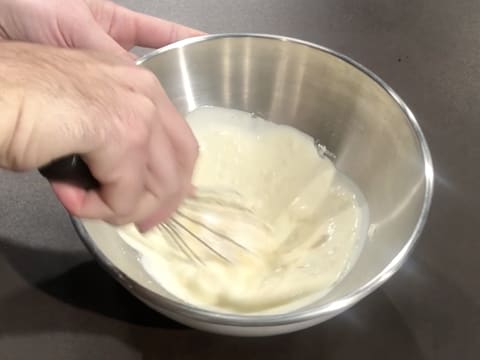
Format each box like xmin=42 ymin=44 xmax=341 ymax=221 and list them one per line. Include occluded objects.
xmin=156 ymin=187 xmax=270 ymax=266
xmin=169 ymin=217 xmax=232 ymax=264
xmin=160 ymin=222 xmax=204 ymax=265
xmin=186 ymin=188 xmax=254 ymax=213
xmin=176 ymin=210 xmax=253 ymax=253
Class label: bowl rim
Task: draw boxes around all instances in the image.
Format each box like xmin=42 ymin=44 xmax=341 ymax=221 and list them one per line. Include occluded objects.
xmin=72 ymin=33 xmax=434 ymax=327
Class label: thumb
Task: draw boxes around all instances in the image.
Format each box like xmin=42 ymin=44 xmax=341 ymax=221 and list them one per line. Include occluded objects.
xmin=72 ymin=21 xmax=136 ymax=60
xmin=50 ymin=182 xmax=88 ymax=215
xmin=51 ymin=182 xmax=115 ymax=220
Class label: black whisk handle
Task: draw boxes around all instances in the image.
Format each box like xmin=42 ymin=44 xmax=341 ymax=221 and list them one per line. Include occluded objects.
xmin=38 ymin=155 xmax=100 ymax=190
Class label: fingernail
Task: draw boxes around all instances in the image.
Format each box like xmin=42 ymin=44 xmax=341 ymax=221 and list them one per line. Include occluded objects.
xmin=135 ymin=222 xmax=150 ymax=234
xmin=128 ymin=52 xmax=138 ymax=61
xmin=188 ymin=183 xmax=197 ymax=197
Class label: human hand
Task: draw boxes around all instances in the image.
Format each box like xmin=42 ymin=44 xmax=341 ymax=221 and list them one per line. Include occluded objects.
xmin=0 ymin=42 xmax=198 ymax=231
xmin=0 ymin=0 xmax=203 ymax=57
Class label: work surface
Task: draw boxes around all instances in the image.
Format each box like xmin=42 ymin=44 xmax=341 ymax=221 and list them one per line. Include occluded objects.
xmin=1 ymin=0 xmax=479 ymax=359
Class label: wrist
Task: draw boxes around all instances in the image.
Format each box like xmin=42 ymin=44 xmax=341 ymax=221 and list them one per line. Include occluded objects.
xmin=0 ymin=91 xmax=25 ymax=170
xmin=0 ymin=95 xmax=22 ymax=170
xmin=0 ymin=43 xmax=26 ymax=169
xmin=0 ymin=22 xmax=8 ymax=40
xmin=0 ymin=0 xmax=12 ymax=40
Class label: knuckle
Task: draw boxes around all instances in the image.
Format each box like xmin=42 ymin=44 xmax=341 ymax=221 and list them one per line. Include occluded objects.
xmin=170 ymin=174 xmax=183 ymax=197
xmin=139 ymin=97 xmax=157 ymax=123
xmin=151 ymin=180 xmax=175 ymax=202
xmin=166 ymin=179 xmax=181 ymax=198
xmin=107 ymin=191 xmax=139 ymax=218
xmin=115 ymin=89 xmax=157 ymax=130
xmin=160 ymin=170 xmax=181 ymax=199
xmin=180 ymin=131 xmax=199 ymax=174
xmin=187 ymin=135 xmax=200 ymax=166
xmin=127 ymin=122 xmax=150 ymax=148
xmin=107 ymin=217 xmax=130 ymax=226
xmin=113 ymin=202 xmax=136 ymax=218
xmin=137 ymin=68 xmax=161 ymax=93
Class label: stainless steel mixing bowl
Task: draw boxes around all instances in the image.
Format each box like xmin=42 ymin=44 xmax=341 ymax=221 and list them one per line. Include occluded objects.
xmin=72 ymin=34 xmax=434 ymax=336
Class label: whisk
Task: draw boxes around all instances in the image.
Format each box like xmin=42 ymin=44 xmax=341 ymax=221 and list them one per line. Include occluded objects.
xmin=152 ymin=187 xmax=268 ymax=264
xmin=39 ymin=155 xmax=271 ymax=265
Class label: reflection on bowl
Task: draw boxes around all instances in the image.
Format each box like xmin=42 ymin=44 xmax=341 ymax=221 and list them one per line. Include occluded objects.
xmin=72 ymin=34 xmax=433 ymax=337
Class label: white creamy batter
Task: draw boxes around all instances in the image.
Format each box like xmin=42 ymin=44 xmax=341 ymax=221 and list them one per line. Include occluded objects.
xmin=118 ymin=106 xmax=369 ymax=315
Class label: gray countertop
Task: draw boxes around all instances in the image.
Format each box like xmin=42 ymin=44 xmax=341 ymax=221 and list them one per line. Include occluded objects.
xmin=1 ymin=0 xmax=479 ymax=359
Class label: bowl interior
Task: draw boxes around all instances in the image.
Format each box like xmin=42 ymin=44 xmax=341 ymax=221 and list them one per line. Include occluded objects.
xmin=79 ymin=35 xmax=432 ymax=321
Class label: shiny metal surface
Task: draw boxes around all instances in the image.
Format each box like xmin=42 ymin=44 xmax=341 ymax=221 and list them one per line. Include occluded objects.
xmin=74 ymin=34 xmax=433 ymax=336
